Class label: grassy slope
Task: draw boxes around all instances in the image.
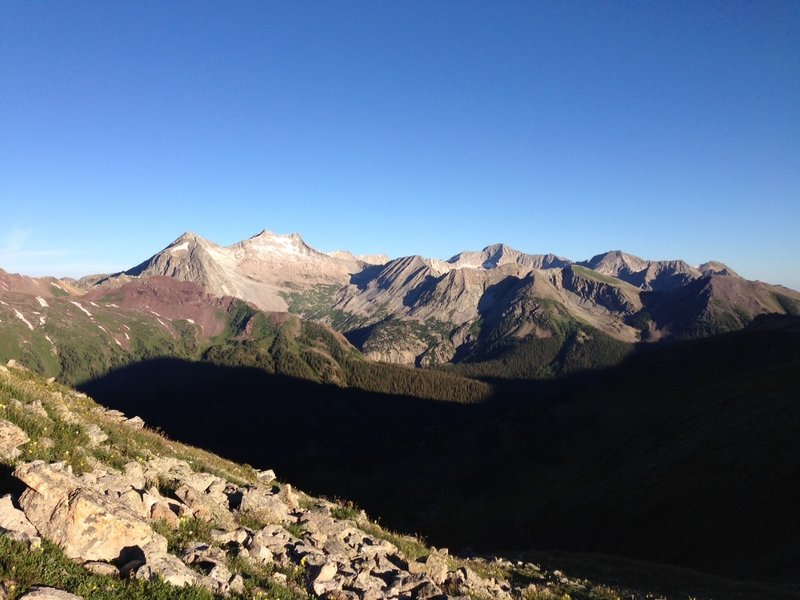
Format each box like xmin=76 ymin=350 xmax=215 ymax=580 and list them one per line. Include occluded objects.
xmin=0 ymin=293 xmax=489 ymax=404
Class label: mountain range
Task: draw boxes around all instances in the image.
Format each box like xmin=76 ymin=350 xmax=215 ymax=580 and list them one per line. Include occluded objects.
xmin=2 ymin=230 xmax=800 ymax=592
xmin=83 ymin=229 xmax=800 ymax=366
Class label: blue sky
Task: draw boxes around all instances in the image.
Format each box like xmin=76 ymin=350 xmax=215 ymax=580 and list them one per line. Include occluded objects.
xmin=1 ymin=2 xmax=798 ymax=288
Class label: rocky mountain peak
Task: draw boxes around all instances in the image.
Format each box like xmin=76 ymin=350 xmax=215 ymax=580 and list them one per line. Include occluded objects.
xmin=582 ymin=250 xmax=649 ymax=275
xmin=240 ymin=229 xmax=314 ymax=255
xmin=699 ymin=261 xmax=741 ymax=278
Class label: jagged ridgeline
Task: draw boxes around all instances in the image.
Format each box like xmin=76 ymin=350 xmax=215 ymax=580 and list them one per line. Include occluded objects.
xmin=0 ymin=275 xmax=488 ymax=403
xmin=83 ymin=231 xmax=800 ymax=369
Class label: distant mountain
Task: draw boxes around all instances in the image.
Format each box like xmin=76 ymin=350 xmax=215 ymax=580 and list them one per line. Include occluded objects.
xmin=101 ymin=230 xmax=367 ymax=312
xmin=41 ymin=231 xmax=800 ymax=368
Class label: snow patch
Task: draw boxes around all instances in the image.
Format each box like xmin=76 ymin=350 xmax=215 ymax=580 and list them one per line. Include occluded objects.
xmin=170 ymin=241 xmax=190 ymax=253
xmin=150 ymin=310 xmax=161 ymax=317
xmin=124 ymin=332 xmax=129 ymax=340
xmin=122 ymin=324 xmax=130 ymax=331
xmin=13 ymin=309 xmax=33 ymax=330
xmin=69 ymin=301 xmax=93 ymax=317
xmin=49 ymin=282 xmax=64 ymax=291
xmin=157 ymin=318 xmax=168 ymax=329
xmin=186 ymin=318 xmax=195 ymax=324
xmin=90 ymin=302 xmax=99 ymax=307
xmin=106 ymin=303 xmax=119 ymax=308
xmin=0 ymin=300 xmax=8 ymax=306
xmin=97 ymin=325 xmax=108 ymax=334
xmin=39 ymin=316 xmax=46 ymax=325
xmin=36 ymin=296 xmax=49 ymax=308
xmin=250 ymin=233 xmax=303 ymax=256
xmin=114 ymin=338 xmax=123 ymax=348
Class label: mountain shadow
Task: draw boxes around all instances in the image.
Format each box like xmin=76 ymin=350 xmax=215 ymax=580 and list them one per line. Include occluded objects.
xmin=79 ymin=319 xmax=800 ymax=586
xmin=78 ymin=359 xmax=503 ymax=505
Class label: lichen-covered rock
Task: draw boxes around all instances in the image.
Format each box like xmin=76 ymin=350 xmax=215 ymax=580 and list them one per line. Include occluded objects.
xmin=14 ymin=462 xmax=166 ymax=562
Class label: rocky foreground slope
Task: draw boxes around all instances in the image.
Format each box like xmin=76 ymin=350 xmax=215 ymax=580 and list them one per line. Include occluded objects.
xmin=0 ymin=360 xmax=674 ymax=600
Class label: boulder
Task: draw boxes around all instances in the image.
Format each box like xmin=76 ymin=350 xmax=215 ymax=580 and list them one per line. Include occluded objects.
xmin=0 ymin=494 xmax=39 ymax=541
xmin=14 ymin=462 xmax=166 ymax=562
xmin=83 ymin=424 xmax=108 ymax=446
xmin=238 ymin=487 xmax=291 ymax=524
xmin=122 ymin=416 xmax=145 ymax=429
xmin=135 ymin=551 xmax=206 ymax=589
xmin=149 ymin=500 xmax=180 ymax=529
xmin=256 ymin=468 xmax=276 ymax=482
xmin=174 ymin=483 xmax=236 ymax=530
xmin=408 ymin=553 xmax=450 ymax=585
xmin=18 ymin=588 xmax=83 ymax=600
xmin=0 ymin=419 xmax=29 ymax=459
xmin=82 ymin=561 xmax=119 ymax=577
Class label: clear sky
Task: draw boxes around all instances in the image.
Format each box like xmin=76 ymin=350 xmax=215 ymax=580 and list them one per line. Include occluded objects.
xmin=2 ymin=2 xmax=799 ymax=288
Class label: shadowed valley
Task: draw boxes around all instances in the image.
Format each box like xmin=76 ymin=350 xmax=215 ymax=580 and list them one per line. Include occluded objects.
xmin=78 ymin=316 xmax=800 ymax=589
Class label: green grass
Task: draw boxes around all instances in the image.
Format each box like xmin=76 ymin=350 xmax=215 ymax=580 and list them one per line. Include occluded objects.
xmin=571 ymin=265 xmax=624 ymax=286
xmin=329 ymin=501 xmax=360 ymax=521
xmin=284 ymin=523 xmax=304 ymax=539
xmin=0 ymin=537 xmax=217 ymax=600
xmin=0 ymin=364 xmax=258 ymax=485
xmin=354 ymin=520 xmax=429 ymax=561
xmin=225 ymin=555 xmax=309 ymax=600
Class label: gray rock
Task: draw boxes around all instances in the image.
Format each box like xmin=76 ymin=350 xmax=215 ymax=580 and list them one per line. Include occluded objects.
xmin=25 ymin=400 xmax=49 ymax=419
xmin=0 ymin=419 xmax=29 ymax=459
xmin=256 ymin=468 xmax=276 ymax=482
xmin=310 ymin=560 xmax=338 ymax=583
xmin=135 ymin=552 xmax=206 ymax=589
xmin=122 ymin=416 xmax=145 ymax=429
xmin=83 ymin=424 xmax=108 ymax=446
xmin=174 ymin=483 xmax=236 ymax=530
xmin=82 ymin=561 xmax=119 ymax=577
xmin=0 ymin=494 xmax=39 ymax=540
xmin=238 ymin=486 xmax=292 ymax=524
xmin=18 ymin=587 xmax=83 ymax=600
xmin=149 ymin=500 xmax=180 ymax=529
xmin=15 ymin=462 xmax=167 ymax=562
xmin=408 ymin=553 xmax=450 ymax=585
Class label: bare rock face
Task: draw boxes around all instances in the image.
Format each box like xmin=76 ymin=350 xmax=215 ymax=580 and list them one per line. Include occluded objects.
xmin=14 ymin=462 xmax=167 ymax=562
xmin=0 ymin=419 xmax=29 ymax=459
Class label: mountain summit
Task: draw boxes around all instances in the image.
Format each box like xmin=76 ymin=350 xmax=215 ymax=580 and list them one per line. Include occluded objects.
xmin=117 ymin=230 xmax=365 ymax=311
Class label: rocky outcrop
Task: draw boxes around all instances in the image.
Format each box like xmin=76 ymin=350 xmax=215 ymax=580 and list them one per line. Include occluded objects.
xmin=1 ymin=449 xmax=530 ymax=598
xmin=14 ymin=461 xmax=167 ymax=562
